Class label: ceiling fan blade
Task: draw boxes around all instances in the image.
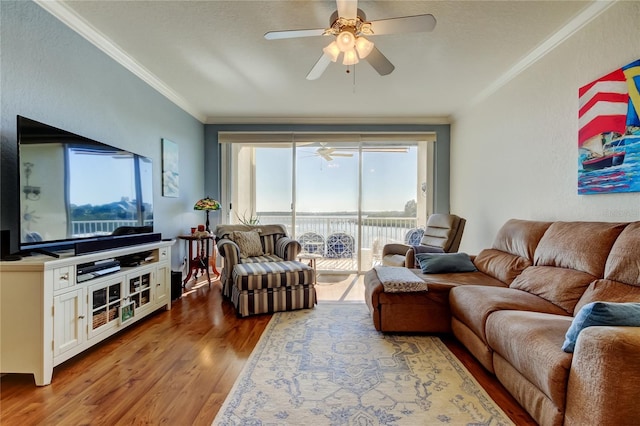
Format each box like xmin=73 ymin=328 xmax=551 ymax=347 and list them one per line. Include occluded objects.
xmin=335 ymin=147 xmax=409 ymax=152
xmin=331 ymin=153 xmax=354 ymax=157
xmin=365 ymin=47 xmax=395 ymax=76
xmin=320 ymin=147 xmax=335 ymax=154
xmin=369 ymin=14 xmax=437 ymax=36
xmin=264 ymin=28 xmax=326 ymax=40
xmin=306 ymin=53 xmax=333 ymax=80
xmin=320 ymin=153 xmax=334 ymax=161
xmin=336 ymin=0 xmax=358 ymax=19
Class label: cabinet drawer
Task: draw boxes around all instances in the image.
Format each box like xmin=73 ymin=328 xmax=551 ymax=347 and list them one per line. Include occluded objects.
xmin=159 ymin=247 xmax=169 ymax=261
xmin=53 ymin=266 xmax=73 ymax=291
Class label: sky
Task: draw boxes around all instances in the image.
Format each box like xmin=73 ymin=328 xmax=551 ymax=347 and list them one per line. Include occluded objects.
xmin=256 ymin=146 xmax=419 ymax=213
xmin=69 ymin=151 xmax=153 ymax=206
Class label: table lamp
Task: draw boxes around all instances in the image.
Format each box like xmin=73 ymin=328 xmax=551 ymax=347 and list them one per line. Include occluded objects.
xmin=193 ymin=197 xmax=221 ymax=233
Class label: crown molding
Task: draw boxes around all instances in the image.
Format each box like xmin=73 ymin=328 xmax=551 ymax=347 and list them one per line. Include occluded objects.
xmin=35 ymin=0 xmax=206 ymax=123
xmin=204 ymin=116 xmax=451 ymax=125
xmin=452 ymin=0 xmax=617 ymax=121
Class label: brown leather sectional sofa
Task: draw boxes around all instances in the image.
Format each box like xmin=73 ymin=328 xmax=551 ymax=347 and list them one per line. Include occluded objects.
xmin=364 ymin=219 xmax=640 ymax=425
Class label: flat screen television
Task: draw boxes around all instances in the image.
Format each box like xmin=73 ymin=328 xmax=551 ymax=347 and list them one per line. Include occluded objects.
xmin=17 ymin=116 xmax=154 ymax=253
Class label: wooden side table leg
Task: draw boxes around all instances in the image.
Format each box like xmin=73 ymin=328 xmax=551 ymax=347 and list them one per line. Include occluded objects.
xmin=183 ymin=239 xmax=194 ymax=286
xmin=210 ymin=245 xmax=220 ymax=277
xmin=183 ymin=268 xmax=194 ymax=287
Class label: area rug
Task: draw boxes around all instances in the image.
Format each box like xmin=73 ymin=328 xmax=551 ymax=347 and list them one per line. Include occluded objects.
xmin=213 ymin=303 xmax=514 ymax=426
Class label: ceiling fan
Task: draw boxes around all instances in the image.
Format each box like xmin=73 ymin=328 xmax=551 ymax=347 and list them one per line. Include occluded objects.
xmin=264 ymin=0 xmax=436 ymax=80
xmin=316 ymin=146 xmax=354 ymax=161
xmin=312 ymin=144 xmax=409 ymax=161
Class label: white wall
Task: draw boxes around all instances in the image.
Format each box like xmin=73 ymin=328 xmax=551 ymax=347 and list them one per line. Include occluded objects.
xmin=451 ymin=1 xmax=640 ymax=253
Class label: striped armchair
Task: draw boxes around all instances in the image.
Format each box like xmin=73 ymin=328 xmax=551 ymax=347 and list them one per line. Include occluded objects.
xmin=215 ymin=224 xmax=301 ymax=297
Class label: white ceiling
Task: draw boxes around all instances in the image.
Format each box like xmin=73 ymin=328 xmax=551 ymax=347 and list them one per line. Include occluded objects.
xmin=40 ymin=1 xmax=610 ymax=124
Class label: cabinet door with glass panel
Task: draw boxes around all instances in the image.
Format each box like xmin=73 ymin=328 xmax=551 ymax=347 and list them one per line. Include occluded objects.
xmin=88 ymin=277 xmax=123 ymax=339
xmin=126 ymin=266 xmax=155 ymax=317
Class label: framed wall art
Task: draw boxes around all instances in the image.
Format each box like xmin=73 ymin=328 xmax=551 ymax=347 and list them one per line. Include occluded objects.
xmin=162 ymin=138 xmax=179 ymax=197
xmin=119 ymin=301 xmax=135 ymax=324
xmin=578 ymin=59 xmax=640 ymax=194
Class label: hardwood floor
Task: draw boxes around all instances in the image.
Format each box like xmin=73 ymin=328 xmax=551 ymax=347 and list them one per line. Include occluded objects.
xmin=0 ymin=276 xmax=536 ymax=425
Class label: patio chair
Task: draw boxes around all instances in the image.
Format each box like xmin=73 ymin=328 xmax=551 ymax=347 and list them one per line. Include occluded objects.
xmin=298 ymin=232 xmax=325 ymax=255
xmin=381 ymin=214 xmax=466 ymax=267
xmin=404 ymin=228 xmax=425 ymax=245
xmin=326 ymin=232 xmax=355 ymax=258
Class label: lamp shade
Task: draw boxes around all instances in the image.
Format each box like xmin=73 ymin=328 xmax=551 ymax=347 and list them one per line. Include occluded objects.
xmin=336 ymin=31 xmax=355 ymax=52
xmin=322 ymin=41 xmax=340 ymax=62
xmin=194 ymin=197 xmax=220 ymax=211
xmin=342 ymin=49 xmax=359 ymax=66
xmin=355 ymin=36 xmax=374 ymax=59
xmin=194 ymin=197 xmax=220 ymax=233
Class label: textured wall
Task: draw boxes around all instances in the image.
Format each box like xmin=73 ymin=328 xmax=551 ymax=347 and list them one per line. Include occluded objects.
xmin=0 ymin=1 xmax=206 ymax=267
xmin=451 ymin=1 xmax=640 ymax=253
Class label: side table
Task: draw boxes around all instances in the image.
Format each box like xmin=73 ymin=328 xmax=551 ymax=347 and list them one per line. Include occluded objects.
xmin=297 ymin=252 xmax=322 ymax=285
xmin=178 ymin=235 xmax=219 ymax=287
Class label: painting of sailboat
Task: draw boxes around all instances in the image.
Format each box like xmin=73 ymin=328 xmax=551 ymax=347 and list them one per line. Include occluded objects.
xmin=578 ymin=58 xmax=640 ymax=194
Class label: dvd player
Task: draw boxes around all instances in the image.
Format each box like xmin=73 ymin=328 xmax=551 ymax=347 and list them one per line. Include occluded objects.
xmin=77 ymin=259 xmax=120 ymax=275
xmin=77 ymin=259 xmax=121 ymax=282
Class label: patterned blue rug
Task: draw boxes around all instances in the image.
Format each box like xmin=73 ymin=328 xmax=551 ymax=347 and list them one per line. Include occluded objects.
xmin=213 ymin=303 xmax=514 ymax=426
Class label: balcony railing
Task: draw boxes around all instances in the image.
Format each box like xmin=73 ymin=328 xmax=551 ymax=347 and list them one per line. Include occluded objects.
xmin=71 ymin=216 xmax=419 ymax=272
xmin=72 ymin=220 xmax=154 ymax=237
xmin=258 ymin=214 xmax=419 ymax=270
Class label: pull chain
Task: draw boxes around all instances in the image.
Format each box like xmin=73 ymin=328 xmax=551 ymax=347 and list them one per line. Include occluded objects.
xmin=345 ymin=65 xmax=357 ymax=93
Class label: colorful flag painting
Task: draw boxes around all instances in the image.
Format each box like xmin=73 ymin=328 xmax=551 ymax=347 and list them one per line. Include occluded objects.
xmin=578 ymin=59 xmax=640 ymax=194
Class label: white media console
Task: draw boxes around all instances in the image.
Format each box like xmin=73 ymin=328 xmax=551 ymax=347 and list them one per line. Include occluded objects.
xmin=0 ymin=240 xmax=174 ymax=386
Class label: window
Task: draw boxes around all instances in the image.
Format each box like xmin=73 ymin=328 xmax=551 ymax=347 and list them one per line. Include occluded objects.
xmin=220 ymin=133 xmax=435 ymax=273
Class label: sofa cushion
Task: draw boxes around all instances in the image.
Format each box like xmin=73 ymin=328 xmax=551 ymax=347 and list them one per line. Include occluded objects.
xmin=486 ymin=310 xmax=574 ymax=409
xmin=574 ymin=278 xmax=640 ymax=313
xmin=509 ymin=266 xmax=596 ymax=314
xmin=491 ymin=219 xmax=552 ymax=260
xmin=232 ymin=261 xmax=314 ymax=291
xmin=232 ymin=229 xmax=264 ymax=258
xmin=417 ymin=270 xmax=507 ymax=288
xmin=604 ymin=221 xmax=640 ymax=285
xmin=534 ymin=221 xmax=627 ymax=278
xmin=415 ymin=252 xmax=477 ymax=274
xmin=473 ymin=248 xmax=531 ymax=285
xmin=381 ymin=254 xmax=406 ymax=268
xmin=562 ymin=301 xmax=640 ymax=352
xmin=242 ymin=254 xmax=283 ymax=264
xmin=449 ymin=285 xmax=570 ymax=343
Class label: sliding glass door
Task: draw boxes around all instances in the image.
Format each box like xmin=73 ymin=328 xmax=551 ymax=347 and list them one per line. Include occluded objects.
xmin=221 ymin=133 xmax=433 ymax=274
xmin=296 ymin=141 xmax=359 ymax=272
xmin=361 ymin=142 xmax=420 ymax=269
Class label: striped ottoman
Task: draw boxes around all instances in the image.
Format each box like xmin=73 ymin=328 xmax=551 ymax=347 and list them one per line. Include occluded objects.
xmin=231 ymin=261 xmax=316 ymax=317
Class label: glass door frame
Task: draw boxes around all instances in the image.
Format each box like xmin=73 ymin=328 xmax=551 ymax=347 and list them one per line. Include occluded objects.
xmin=220 ymin=133 xmax=435 ymax=274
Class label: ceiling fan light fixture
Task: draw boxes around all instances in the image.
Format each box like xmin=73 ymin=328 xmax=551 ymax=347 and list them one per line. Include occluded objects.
xmin=322 ymin=41 xmax=341 ymax=62
xmin=342 ymin=48 xmax=359 ymax=66
xmin=355 ymin=36 xmax=374 ymax=59
xmin=336 ymin=30 xmax=355 ymax=52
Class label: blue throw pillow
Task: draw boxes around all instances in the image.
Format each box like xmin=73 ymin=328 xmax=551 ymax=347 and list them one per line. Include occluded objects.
xmin=562 ymin=302 xmax=640 ymax=353
xmin=415 ymin=252 xmax=477 ymax=274
xmin=412 ymin=245 xmax=445 ymax=268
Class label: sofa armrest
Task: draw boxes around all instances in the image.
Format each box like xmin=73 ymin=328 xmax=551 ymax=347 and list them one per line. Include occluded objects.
xmin=217 ymin=238 xmax=241 ymax=268
xmin=382 ymin=243 xmax=411 ymax=258
xmin=275 ymin=237 xmax=301 ymax=261
xmin=565 ymin=325 xmax=640 ymax=425
xmin=382 ymin=243 xmax=411 ymax=266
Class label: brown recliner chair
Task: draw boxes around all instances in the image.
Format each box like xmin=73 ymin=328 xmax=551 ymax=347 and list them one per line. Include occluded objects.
xmin=381 ymin=214 xmax=466 ymax=268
